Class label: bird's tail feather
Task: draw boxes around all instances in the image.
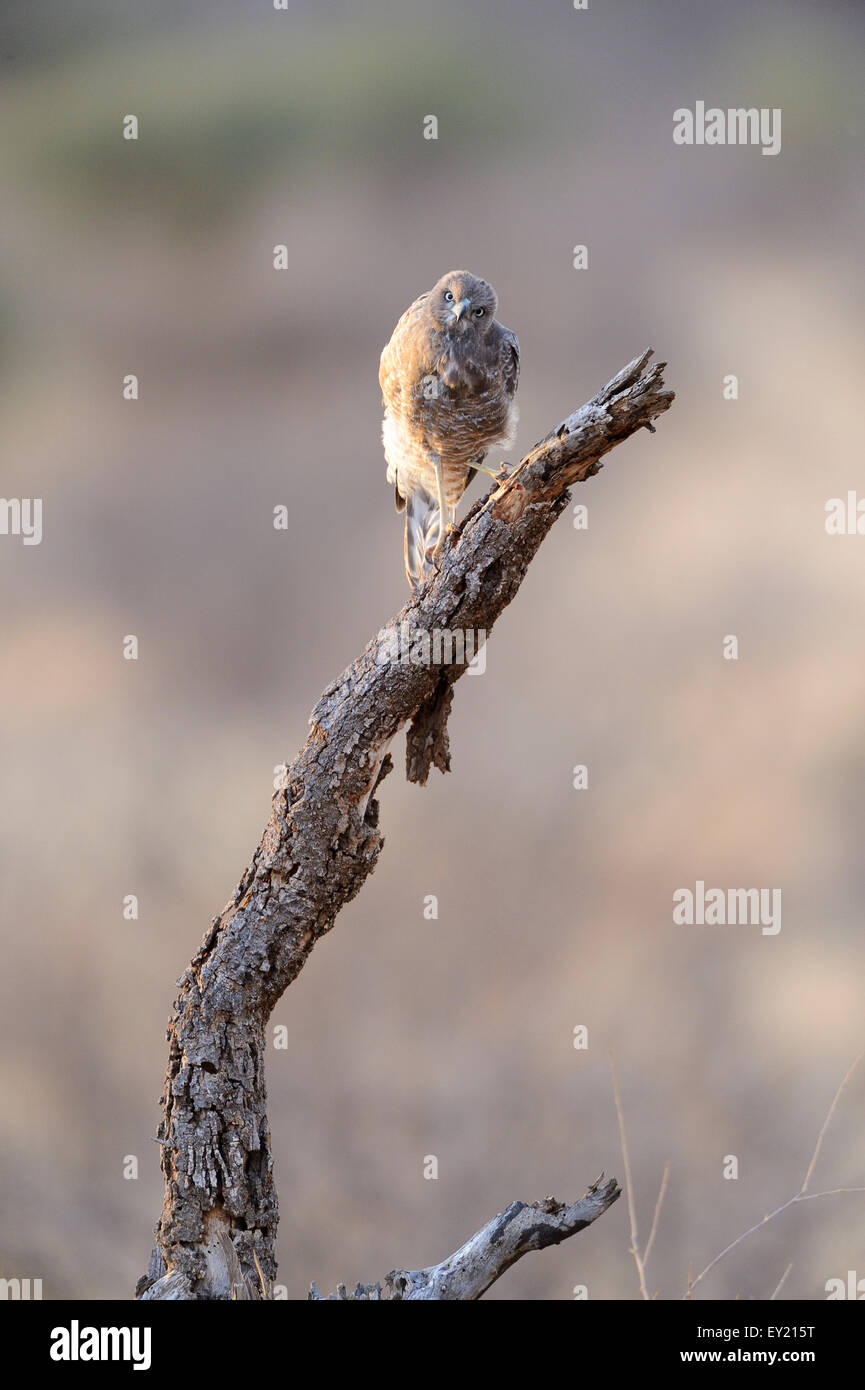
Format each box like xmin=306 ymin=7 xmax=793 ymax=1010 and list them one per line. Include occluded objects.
xmin=404 ymin=487 xmax=440 ymax=590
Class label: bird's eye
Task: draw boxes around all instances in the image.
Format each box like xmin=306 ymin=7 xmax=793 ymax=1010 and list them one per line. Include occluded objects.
xmin=474 ymin=307 xmax=485 ymax=317
xmin=444 ymin=290 xmax=454 ymax=301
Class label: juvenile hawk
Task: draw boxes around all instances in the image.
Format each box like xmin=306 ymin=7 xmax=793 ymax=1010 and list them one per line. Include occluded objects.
xmin=379 ymin=270 xmax=520 ymax=590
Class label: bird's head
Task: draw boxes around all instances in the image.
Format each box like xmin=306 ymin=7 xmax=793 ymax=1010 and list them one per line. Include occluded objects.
xmin=429 ymin=270 xmax=498 ymax=336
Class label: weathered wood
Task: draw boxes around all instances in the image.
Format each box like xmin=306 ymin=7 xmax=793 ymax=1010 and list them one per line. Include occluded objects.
xmin=136 ymin=350 xmax=674 ymax=1300
xmin=309 ymin=1176 xmax=622 ymax=1300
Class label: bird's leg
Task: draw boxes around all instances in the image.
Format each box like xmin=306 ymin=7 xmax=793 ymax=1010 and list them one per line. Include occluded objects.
xmin=431 ymin=453 xmax=448 ymax=560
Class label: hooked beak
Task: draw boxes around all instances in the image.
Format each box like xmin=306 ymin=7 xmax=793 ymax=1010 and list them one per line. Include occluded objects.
xmin=451 ymin=297 xmax=471 ymax=321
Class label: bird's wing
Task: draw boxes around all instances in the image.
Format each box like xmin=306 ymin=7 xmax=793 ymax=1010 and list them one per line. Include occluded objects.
xmin=379 ymin=336 xmax=397 ymax=406
xmin=500 ymin=326 xmax=520 ymax=399
xmin=379 ymin=292 xmax=431 ymax=405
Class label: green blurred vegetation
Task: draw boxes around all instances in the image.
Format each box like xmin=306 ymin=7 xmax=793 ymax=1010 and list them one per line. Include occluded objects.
xmin=0 ymin=25 xmax=545 ymax=224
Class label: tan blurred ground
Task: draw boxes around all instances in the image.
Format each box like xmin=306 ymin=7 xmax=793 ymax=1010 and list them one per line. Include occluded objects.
xmin=1 ymin=1 xmax=864 ymax=1300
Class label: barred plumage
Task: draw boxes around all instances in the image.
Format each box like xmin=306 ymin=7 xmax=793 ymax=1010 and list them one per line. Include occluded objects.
xmin=380 ymin=270 xmax=520 ymax=590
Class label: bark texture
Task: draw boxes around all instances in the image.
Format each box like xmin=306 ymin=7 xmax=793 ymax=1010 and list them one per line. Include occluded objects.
xmin=137 ymin=349 xmax=674 ymax=1300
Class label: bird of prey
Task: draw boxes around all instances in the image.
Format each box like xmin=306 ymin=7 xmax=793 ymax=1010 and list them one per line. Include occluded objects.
xmin=379 ymin=270 xmax=520 ymax=590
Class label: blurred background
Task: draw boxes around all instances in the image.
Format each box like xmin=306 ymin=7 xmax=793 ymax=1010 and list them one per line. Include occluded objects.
xmin=1 ymin=0 xmax=864 ymax=1301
